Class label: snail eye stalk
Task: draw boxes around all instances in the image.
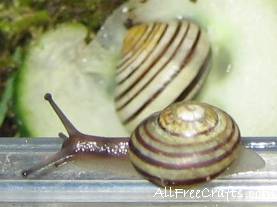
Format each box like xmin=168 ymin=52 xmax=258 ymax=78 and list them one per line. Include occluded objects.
xmin=44 ymin=93 xmax=80 ymax=137
xmin=22 ymin=94 xmax=130 ymax=178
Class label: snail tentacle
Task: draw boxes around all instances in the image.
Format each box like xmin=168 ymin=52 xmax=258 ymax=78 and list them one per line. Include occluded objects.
xmin=22 ymin=148 xmax=75 ymax=177
xmin=58 ymin=132 xmax=69 ymax=141
xmin=44 ymin=93 xmax=80 ymax=137
xmin=22 ymin=93 xmax=129 ymax=177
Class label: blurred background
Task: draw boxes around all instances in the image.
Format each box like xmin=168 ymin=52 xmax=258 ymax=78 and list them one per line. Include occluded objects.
xmin=0 ymin=0 xmax=126 ymax=137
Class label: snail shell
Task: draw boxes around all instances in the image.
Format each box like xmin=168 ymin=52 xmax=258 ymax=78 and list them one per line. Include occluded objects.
xmin=115 ymin=20 xmax=211 ymax=132
xmin=128 ymin=101 xmax=241 ymax=186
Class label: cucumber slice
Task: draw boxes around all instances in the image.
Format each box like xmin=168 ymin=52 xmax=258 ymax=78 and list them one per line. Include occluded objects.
xmin=17 ymin=1 xmax=277 ymax=137
xmin=0 ymin=76 xmax=15 ymax=126
xmin=101 ymin=0 xmax=277 ymax=136
xmin=16 ymin=24 xmax=128 ymax=137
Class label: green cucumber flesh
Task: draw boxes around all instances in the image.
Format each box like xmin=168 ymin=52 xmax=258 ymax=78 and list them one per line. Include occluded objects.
xmin=16 ymin=23 xmax=128 ymax=137
xmin=17 ymin=0 xmax=277 ymax=137
xmin=101 ymin=0 xmax=277 ymax=136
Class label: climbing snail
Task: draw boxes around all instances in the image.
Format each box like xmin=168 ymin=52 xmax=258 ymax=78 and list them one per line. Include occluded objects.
xmin=115 ymin=20 xmax=211 ymax=132
xmin=22 ymin=94 xmax=263 ymax=187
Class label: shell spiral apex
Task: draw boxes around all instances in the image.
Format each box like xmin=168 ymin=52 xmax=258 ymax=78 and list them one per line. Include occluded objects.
xmin=128 ymin=101 xmax=241 ymax=186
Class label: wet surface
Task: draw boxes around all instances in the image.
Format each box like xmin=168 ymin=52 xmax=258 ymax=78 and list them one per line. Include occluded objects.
xmin=0 ymin=137 xmax=275 ymax=180
xmin=0 ymin=137 xmax=277 ymax=203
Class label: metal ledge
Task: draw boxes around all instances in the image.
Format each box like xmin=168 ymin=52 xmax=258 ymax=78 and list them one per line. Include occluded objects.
xmin=0 ymin=138 xmax=277 ymax=203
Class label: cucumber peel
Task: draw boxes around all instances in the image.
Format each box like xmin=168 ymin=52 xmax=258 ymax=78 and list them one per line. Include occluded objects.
xmin=0 ymin=75 xmax=15 ymax=126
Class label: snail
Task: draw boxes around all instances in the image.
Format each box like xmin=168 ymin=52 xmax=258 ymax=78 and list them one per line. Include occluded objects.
xmin=115 ymin=20 xmax=211 ymax=132
xmin=22 ymin=93 xmax=264 ymax=187
xmin=21 ymin=18 xmax=264 ymax=186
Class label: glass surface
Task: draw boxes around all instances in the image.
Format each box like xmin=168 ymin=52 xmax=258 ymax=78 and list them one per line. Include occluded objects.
xmin=0 ymin=137 xmax=277 ymax=204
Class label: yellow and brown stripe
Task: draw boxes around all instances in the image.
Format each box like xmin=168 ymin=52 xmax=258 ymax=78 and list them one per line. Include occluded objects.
xmin=115 ymin=21 xmax=211 ymax=132
xmin=128 ymin=102 xmax=241 ymax=186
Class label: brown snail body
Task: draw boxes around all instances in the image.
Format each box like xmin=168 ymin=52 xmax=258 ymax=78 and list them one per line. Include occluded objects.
xmin=22 ymin=94 xmax=243 ymax=187
xmin=22 ymin=94 xmax=130 ymax=177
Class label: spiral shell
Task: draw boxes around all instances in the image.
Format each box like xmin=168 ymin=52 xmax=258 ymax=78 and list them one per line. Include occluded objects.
xmin=115 ymin=20 xmax=211 ymax=132
xmin=128 ymin=101 xmax=241 ymax=186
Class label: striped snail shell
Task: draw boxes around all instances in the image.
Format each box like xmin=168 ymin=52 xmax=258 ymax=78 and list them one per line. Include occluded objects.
xmin=128 ymin=101 xmax=241 ymax=186
xmin=115 ymin=20 xmax=211 ymax=132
